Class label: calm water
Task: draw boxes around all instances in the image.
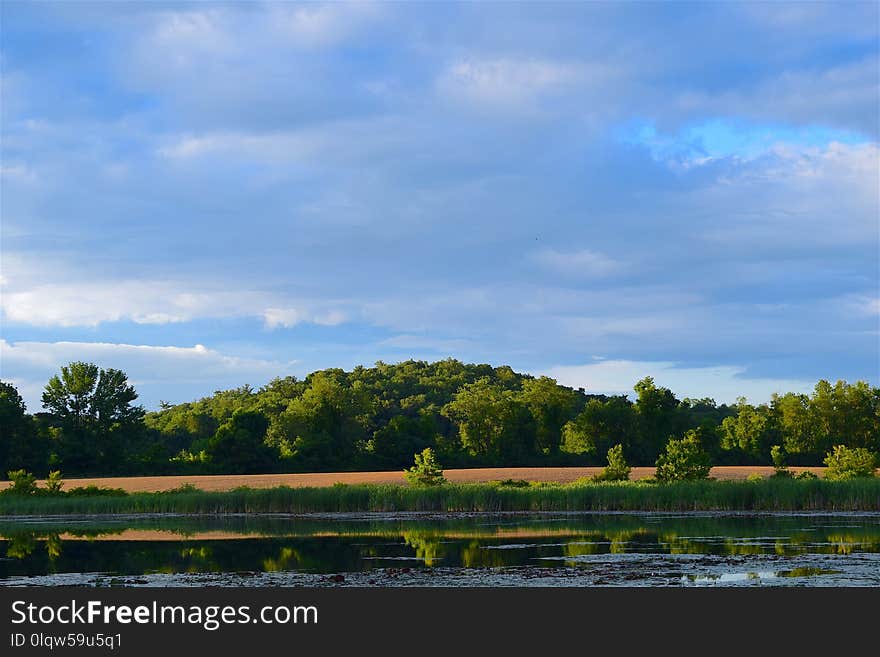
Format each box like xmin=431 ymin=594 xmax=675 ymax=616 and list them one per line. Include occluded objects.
xmin=2 ymin=513 xmax=879 ymax=587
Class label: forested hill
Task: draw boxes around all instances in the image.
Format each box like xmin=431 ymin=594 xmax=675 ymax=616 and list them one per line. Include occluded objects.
xmin=2 ymin=359 xmax=878 ymax=477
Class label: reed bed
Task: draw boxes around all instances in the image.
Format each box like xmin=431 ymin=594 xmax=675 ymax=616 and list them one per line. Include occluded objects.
xmin=1 ymin=478 xmax=878 ymax=515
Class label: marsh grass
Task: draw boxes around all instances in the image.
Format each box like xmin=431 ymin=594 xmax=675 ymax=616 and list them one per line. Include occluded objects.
xmin=0 ymin=478 xmax=877 ymax=515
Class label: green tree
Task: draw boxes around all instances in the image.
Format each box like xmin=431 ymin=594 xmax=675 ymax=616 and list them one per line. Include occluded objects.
xmin=561 ymin=396 xmax=636 ymax=460
xmin=0 ymin=381 xmax=46 ymax=476
xmin=593 ymin=443 xmax=631 ymax=481
xmin=365 ymin=414 xmax=435 ymax=468
xmin=810 ymin=380 xmax=880 ymax=453
xmin=720 ymin=397 xmax=775 ymax=461
xmin=634 ymin=377 xmax=680 ymax=463
xmin=206 ymin=410 xmax=276 ymax=474
xmin=404 ymin=447 xmax=447 ymax=486
xmin=442 ymin=378 xmax=533 ymax=462
xmin=268 ymin=371 xmax=368 ymax=470
xmin=823 ymin=445 xmax=877 ymax=481
xmin=655 ymin=431 xmax=712 ymax=481
xmin=41 ymin=362 xmax=145 ymax=474
xmin=518 ymin=377 xmax=580 ymax=454
xmin=770 ymin=445 xmax=792 ymax=477
xmin=772 ymin=392 xmax=817 ymax=457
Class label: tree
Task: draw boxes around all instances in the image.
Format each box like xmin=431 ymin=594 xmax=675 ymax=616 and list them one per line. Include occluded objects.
xmin=720 ymin=398 xmax=775 ymax=461
xmin=404 ymin=447 xmax=447 ymax=486
xmin=823 ymin=445 xmax=877 ymax=481
xmin=770 ymin=445 xmax=791 ymax=478
xmin=365 ymin=414 xmax=435 ymax=468
xmin=593 ymin=444 xmax=631 ymax=482
xmin=442 ymin=378 xmax=533 ymax=462
xmin=518 ymin=377 xmax=580 ymax=454
xmin=810 ymin=380 xmax=880 ymax=453
xmin=268 ymin=371 xmax=368 ymax=470
xmin=0 ymin=381 xmax=45 ymax=476
xmin=206 ymin=410 xmax=276 ymax=474
xmin=561 ymin=396 xmax=635 ymax=460
xmin=41 ymin=362 xmax=145 ymax=474
xmin=655 ymin=431 xmax=712 ymax=481
xmin=772 ymin=392 xmax=817 ymax=457
xmin=634 ymin=377 xmax=680 ymax=463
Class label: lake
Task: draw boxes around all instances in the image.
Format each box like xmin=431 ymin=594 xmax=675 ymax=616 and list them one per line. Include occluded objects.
xmin=2 ymin=512 xmax=879 ymax=587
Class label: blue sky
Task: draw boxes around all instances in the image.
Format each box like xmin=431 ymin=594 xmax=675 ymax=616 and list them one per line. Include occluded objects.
xmin=1 ymin=1 xmax=878 ymax=411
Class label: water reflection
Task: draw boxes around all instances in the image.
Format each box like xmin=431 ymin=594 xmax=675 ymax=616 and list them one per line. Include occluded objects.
xmin=1 ymin=513 xmax=878 ymax=583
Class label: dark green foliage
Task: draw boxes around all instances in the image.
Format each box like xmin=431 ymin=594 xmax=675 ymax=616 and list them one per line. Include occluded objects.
xmin=823 ymin=445 xmax=877 ymax=481
xmin=65 ymin=485 xmax=128 ymax=497
xmin=634 ymin=377 xmax=681 ymax=463
xmin=403 ymin=448 xmax=447 ymax=486
xmin=2 ymin=365 xmax=879 ymax=477
xmin=770 ymin=445 xmax=792 ymax=478
xmin=0 ymin=381 xmax=45 ymax=475
xmin=493 ymin=479 xmax=531 ymax=487
xmin=562 ymin=396 xmax=635 ymax=459
xmin=206 ymin=410 xmax=276 ymax=474
xmin=655 ymin=432 xmax=712 ymax=481
xmin=593 ymin=444 xmax=631 ymax=481
xmin=41 ymin=362 xmax=145 ymax=475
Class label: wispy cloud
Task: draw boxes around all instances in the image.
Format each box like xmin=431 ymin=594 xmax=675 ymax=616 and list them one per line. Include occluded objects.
xmin=1 ymin=257 xmax=349 ymax=329
xmin=544 ymin=360 xmax=814 ymax=404
xmin=0 ymin=339 xmax=298 ymax=410
xmin=436 ymin=56 xmax=581 ymax=111
xmin=531 ymin=248 xmax=622 ymax=278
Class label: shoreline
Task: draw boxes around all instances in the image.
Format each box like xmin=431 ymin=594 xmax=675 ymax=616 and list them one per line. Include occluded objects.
xmin=2 ymin=478 xmax=878 ymax=515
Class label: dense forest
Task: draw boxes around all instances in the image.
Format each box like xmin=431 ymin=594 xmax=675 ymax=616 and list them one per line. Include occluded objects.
xmin=1 ymin=359 xmax=878 ymax=478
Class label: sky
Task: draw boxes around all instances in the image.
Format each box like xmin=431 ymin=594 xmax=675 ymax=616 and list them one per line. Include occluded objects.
xmin=1 ymin=1 xmax=878 ymax=412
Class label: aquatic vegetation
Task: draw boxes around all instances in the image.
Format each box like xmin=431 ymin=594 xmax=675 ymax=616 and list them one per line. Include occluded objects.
xmin=0 ymin=477 xmax=878 ymax=514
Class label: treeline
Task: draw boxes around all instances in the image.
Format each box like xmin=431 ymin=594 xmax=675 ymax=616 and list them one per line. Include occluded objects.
xmin=1 ymin=359 xmax=878 ymax=477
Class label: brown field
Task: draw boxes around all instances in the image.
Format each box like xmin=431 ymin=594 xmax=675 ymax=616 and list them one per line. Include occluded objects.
xmin=3 ymin=466 xmax=827 ymax=493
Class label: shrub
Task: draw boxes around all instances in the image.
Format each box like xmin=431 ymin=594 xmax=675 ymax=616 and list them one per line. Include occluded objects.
xmin=824 ymin=445 xmax=877 ymax=481
xmin=5 ymin=470 xmax=38 ymax=496
xmin=593 ymin=444 xmax=631 ymax=482
xmin=747 ymin=473 xmax=764 ymax=482
xmin=404 ymin=448 xmax=447 ymax=487
xmin=795 ymin=471 xmax=818 ymax=480
xmin=494 ymin=479 xmax=531 ymax=488
xmin=770 ymin=445 xmax=792 ymax=478
xmin=655 ymin=433 xmax=712 ymax=482
xmin=45 ymin=470 xmax=64 ymax=495
xmin=163 ymin=483 xmax=201 ymax=494
xmin=66 ymin=485 xmax=128 ymax=497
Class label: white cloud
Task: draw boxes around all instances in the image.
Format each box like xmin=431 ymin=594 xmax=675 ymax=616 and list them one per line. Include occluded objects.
xmin=313 ymin=310 xmax=348 ymax=326
xmin=0 ymin=257 xmax=348 ymax=329
xmin=437 ymin=56 xmax=580 ymax=109
xmin=544 ymin=360 xmax=814 ymax=405
xmin=532 ymin=248 xmax=622 ymax=277
xmin=0 ymin=279 xmax=255 ymax=327
xmin=151 ymin=9 xmax=237 ymax=59
xmin=0 ymin=339 xmax=298 ymax=410
xmin=696 ymin=141 xmax=878 ymax=247
xmin=263 ymin=307 xmax=305 ymax=329
xmin=156 ymin=131 xmax=319 ymax=161
xmin=262 ymin=308 xmax=345 ymax=329
xmin=269 ymin=1 xmax=381 ymax=48
xmin=0 ymin=164 xmax=38 ymax=183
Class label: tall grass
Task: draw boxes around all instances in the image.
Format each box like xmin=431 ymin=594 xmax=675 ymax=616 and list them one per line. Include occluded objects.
xmin=0 ymin=479 xmax=878 ymax=515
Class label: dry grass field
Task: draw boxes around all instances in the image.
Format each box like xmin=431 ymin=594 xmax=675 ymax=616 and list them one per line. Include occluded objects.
xmin=2 ymin=466 xmax=827 ymax=493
